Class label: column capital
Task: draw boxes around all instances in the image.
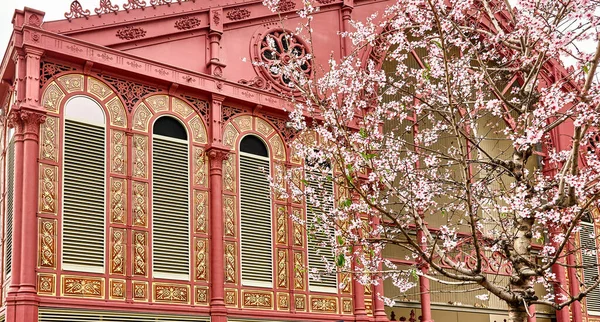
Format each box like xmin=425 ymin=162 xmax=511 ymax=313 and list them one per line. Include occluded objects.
xmin=8 ymin=105 xmax=46 ymax=135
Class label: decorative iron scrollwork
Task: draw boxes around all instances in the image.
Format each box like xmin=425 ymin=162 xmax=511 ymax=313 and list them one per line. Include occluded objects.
xmin=65 ymin=0 xmax=91 ymax=21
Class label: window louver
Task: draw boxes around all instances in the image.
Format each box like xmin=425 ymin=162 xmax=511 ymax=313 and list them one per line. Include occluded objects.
xmin=240 ymin=152 xmax=273 ymax=287
xmin=581 ymin=222 xmax=600 ymax=313
xmin=4 ymin=138 xmax=14 ymax=275
xmin=63 ymin=120 xmax=105 ymax=272
xmin=306 ymin=171 xmax=337 ymax=291
xmin=38 ymin=308 xmax=209 ymax=322
xmin=152 ymin=136 xmax=189 ymax=279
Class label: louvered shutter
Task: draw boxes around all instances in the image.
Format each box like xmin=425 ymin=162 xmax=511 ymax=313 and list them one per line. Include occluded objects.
xmin=152 ymin=136 xmax=189 ymax=279
xmin=306 ymin=171 xmax=337 ymax=291
xmin=240 ymin=152 xmax=273 ymax=287
xmin=581 ymin=222 xmax=600 ymax=313
xmin=62 ymin=119 xmax=105 ymax=272
xmin=4 ymin=138 xmax=14 ymax=275
xmin=39 ymin=308 xmax=209 ymax=322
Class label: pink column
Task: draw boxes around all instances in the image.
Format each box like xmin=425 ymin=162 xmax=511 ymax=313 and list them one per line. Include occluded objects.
xmin=352 ymin=244 xmax=368 ymax=322
xmin=552 ymin=262 xmax=569 ymax=322
xmin=417 ymin=229 xmax=433 ymax=322
xmin=527 ymin=305 xmax=536 ymax=322
xmin=566 ymin=243 xmax=582 ymax=322
xmin=371 ymin=216 xmax=389 ymax=321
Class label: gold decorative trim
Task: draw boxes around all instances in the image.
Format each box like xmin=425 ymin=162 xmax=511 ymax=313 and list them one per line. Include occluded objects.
xmin=195 ymin=286 xmax=209 ymax=305
xmin=342 ymin=298 xmax=353 ymax=314
xmin=293 ymin=251 xmax=305 ymax=290
xmin=225 ymin=288 xmax=238 ymax=307
xmin=193 ymin=146 xmax=207 ymax=187
xmin=41 ymin=82 xmax=65 ymax=113
xmin=269 ymin=134 xmax=286 ymax=161
xmin=145 ymin=95 xmax=169 ymax=113
xmin=87 ymin=76 xmax=114 ymax=101
xmin=111 ymin=130 xmax=127 ymax=174
xmin=40 ymin=116 xmax=59 ymax=161
xmin=225 ymin=241 xmax=237 ymax=284
xmin=57 ymin=74 xmax=84 ymax=93
xmin=61 ymin=275 xmax=104 ymax=298
xmin=133 ymin=230 xmax=147 ymax=276
xmin=223 ymin=157 xmax=236 ymax=192
xmin=172 ymin=97 xmax=194 ymax=119
xmin=189 ymin=116 xmax=208 ymax=144
xmin=133 ymin=102 xmax=152 ymax=131
xmin=241 ymin=290 xmax=273 ymax=309
xmin=194 ymin=190 xmax=208 ymax=233
xmin=38 ymin=218 xmax=56 ymax=268
xmin=153 ymin=283 xmax=190 ymax=304
xmin=294 ymin=294 xmax=306 ymax=311
xmin=309 ymin=296 xmax=338 ymax=314
xmin=38 ymin=164 xmax=58 ymax=215
xmin=277 ymin=249 xmax=288 ymax=289
xmin=109 ymin=279 xmax=126 ymax=300
xmin=110 ymin=178 xmax=127 ymax=224
xmin=233 ymin=115 xmax=252 ymax=132
xmin=133 ymin=135 xmax=148 ymax=178
xmin=292 ymin=208 xmax=304 ymax=247
xmin=195 ymin=238 xmax=208 ymax=281
xmin=223 ymin=123 xmax=239 ymax=150
xmin=224 ymin=195 xmax=236 ymax=237
xmin=276 ymin=205 xmax=287 ymax=245
xmin=106 ymin=96 xmax=127 ymax=128
xmin=110 ymin=228 xmax=126 ymax=275
xmin=133 ymin=281 xmax=148 ymax=302
xmin=277 ymin=293 xmax=290 ymax=310
xmin=132 ymin=181 xmax=148 ymax=227
xmin=37 ymin=273 xmax=56 ymax=296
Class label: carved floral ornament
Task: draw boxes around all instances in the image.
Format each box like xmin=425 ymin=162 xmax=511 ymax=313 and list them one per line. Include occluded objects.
xmin=226 ymin=8 xmax=251 ymax=21
xmin=116 ymin=26 xmax=147 ymax=40
xmin=174 ymin=16 xmax=201 ymax=30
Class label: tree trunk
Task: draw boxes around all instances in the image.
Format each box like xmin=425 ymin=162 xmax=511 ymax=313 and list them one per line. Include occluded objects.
xmin=508 ymin=304 xmax=528 ymax=322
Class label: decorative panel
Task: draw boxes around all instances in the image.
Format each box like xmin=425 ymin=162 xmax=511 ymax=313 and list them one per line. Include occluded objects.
xmin=40 ymin=116 xmax=59 ymax=161
xmin=38 ymin=164 xmax=58 ymax=214
xmin=225 ymin=289 xmax=238 ymax=306
xmin=42 ymin=82 xmax=65 ymax=113
xmin=133 ymin=231 xmax=147 ymax=276
xmin=195 ymin=238 xmax=208 ymax=281
xmin=110 ymin=178 xmax=126 ymax=224
xmin=291 ymin=168 xmax=303 ymax=204
xmin=223 ymin=156 xmax=235 ymax=192
xmin=193 ymin=146 xmax=207 ymax=186
xmin=153 ymin=283 xmax=190 ymax=304
xmin=194 ymin=190 xmax=208 ymax=233
xmin=294 ymin=294 xmax=306 ymax=311
xmin=189 ymin=116 xmax=208 ymax=144
xmin=172 ymin=97 xmax=194 ymax=119
xmin=256 ymin=118 xmax=275 ymax=137
xmin=341 ymin=273 xmax=352 ymax=293
xmin=133 ymin=281 xmax=148 ymax=301
xmin=233 ymin=115 xmax=252 ymax=132
xmin=310 ymin=296 xmax=338 ymax=314
xmin=273 ymin=163 xmax=286 ymax=201
xmin=224 ymin=241 xmax=236 ymax=284
xmin=87 ymin=76 xmax=114 ymax=101
xmin=277 ymin=249 xmax=288 ymax=289
xmin=342 ymin=298 xmax=353 ymax=314
xmin=133 ymin=135 xmax=148 ymax=178
xmin=278 ymin=293 xmax=290 ymax=310
xmin=133 ymin=103 xmax=152 ymax=131
xmin=292 ymin=208 xmax=304 ymax=247
xmin=110 ymin=228 xmax=126 ymax=275
xmin=276 ymin=205 xmax=287 ymax=244
xmin=38 ymin=218 xmax=56 ymax=268
xmin=242 ymin=290 xmax=273 ymax=309
xmin=223 ymin=195 xmax=236 ymax=237
xmin=109 ymin=279 xmax=126 ymax=300
xmin=293 ymin=251 xmax=305 ymax=290
xmin=290 ymin=144 xmax=302 ymax=164
xmin=37 ymin=273 xmax=56 ymax=296
xmin=196 ymin=287 xmax=209 ymax=305
xmin=57 ymin=74 xmax=84 ymax=93
xmin=106 ymin=97 xmax=127 ymax=128
xmin=223 ymin=123 xmax=239 ymax=150
xmin=62 ymin=276 xmax=104 ymax=298
xmin=111 ymin=130 xmax=127 ymax=174
xmin=269 ymin=134 xmax=286 ymax=161
xmin=145 ymin=95 xmax=169 ymax=113
xmin=132 ymin=181 xmax=148 ymax=227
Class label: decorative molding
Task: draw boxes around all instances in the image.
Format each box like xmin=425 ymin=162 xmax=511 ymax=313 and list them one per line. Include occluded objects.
xmin=123 ymin=0 xmax=147 ymax=12
xmin=270 ymin=136 xmax=286 ymax=162
xmin=145 ymin=95 xmax=168 ymax=112
xmin=116 ymin=26 xmax=147 ymax=40
xmin=238 ymin=76 xmax=271 ymax=91
xmin=40 ymin=116 xmax=58 ymax=161
xmin=316 ymin=0 xmax=336 ymax=3
xmin=194 ymin=190 xmax=208 ymax=233
xmin=107 ymin=97 xmax=127 ymax=128
xmin=273 ymin=163 xmax=286 ymax=200
xmin=195 ymin=238 xmax=207 ymax=281
xmin=174 ymin=16 xmax=201 ymax=30
xmin=193 ymin=147 xmax=207 ymax=186
xmin=212 ymin=11 xmax=221 ymax=25
xmin=38 ymin=219 xmax=56 ymax=268
xmin=133 ymin=103 xmax=152 ymax=131
xmin=277 ymin=0 xmax=296 ymax=12
xmin=224 ymin=195 xmax=236 ymax=237
xmin=39 ymin=164 xmax=58 ymax=214
xmin=342 ymin=298 xmax=353 ymax=314
xmin=294 ymin=251 xmax=304 ymax=289
xmin=310 ymin=296 xmax=338 ymax=313
xmin=62 ymin=276 xmax=103 ymax=298
xmin=277 ymin=249 xmax=288 ymax=288
xmin=65 ymin=0 xmax=91 ymax=21
xmin=225 ymin=241 xmax=236 ymax=283
xmin=57 ymin=74 xmax=84 ymax=93
xmin=110 ymin=178 xmax=126 ymax=223
xmin=41 ymin=82 xmax=65 ymax=113
xmin=226 ymin=8 xmax=251 ymax=21
xmin=132 ymin=181 xmax=148 ymax=226
xmin=133 ymin=231 xmax=147 ymax=276
xmin=111 ymin=130 xmax=126 ymax=174
xmin=223 ymin=156 xmax=235 ymax=192
xmin=87 ymin=76 xmax=114 ymax=100
xmin=38 ymin=274 xmax=56 ymax=296
xmin=95 ymin=0 xmax=119 ymax=16
xmin=150 ymin=0 xmax=173 ymax=8
xmin=110 ymin=279 xmax=126 ymax=300
xmin=190 ymin=116 xmax=208 ymax=144
xmin=133 ymin=135 xmax=148 ymax=178
xmin=293 ymin=208 xmax=304 ymax=246
xmin=110 ymin=228 xmax=126 ymax=274
xmin=242 ymin=290 xmax=273 ymax=309
xmin=232 ymin=115 xmax=252 ymax=132
xmin=154 ymin=283 xmax=189 ymax=303
xmin=181 ymin=95 xmax=209 ymax=121
xmin=276 ymin=206 xmax=287 ymax=244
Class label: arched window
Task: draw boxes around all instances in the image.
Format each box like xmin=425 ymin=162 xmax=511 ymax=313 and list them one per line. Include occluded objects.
xmin=152 ymin=116 xmax=189 ymax=280
xmin=239 ymin=135 xmax=273 ymax=287
xmin=581 ymin=212 xmax=600 ymax=314
xmin=62 ymin=96 xmax=106 ymax=273
xmin=4 ymin=127 xmax=15 ymax=276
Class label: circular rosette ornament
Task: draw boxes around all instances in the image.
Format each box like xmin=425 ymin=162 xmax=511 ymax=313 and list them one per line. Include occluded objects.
xmin=258 ymin=29 xmax=312 ymax=92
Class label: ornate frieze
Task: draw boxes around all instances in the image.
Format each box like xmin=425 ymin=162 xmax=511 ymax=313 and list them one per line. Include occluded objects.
xmin=116 ymin=26 xmax=147 ymax=40
xmin=294 ymin=251 xmax=304 ymax=289
xmin=41 ymin=82 xmax=65 ymax=113
xmin=242 ymin=290 xmax=273 ymax=309
xmin=110 ymin=178 xmax=126 ymax=223
xmin=40 ymin=116 xmax=58 ymax=161
xmin=107 ymin=97 xmax=127 ymax=128
xmin=37 ymin=274 xmax=56 ymax=296
xmin=38 ymin=219 xmax=56 ymax=268
xmin=195 ymin=286 xmax=209 ymax=305
xmin=133 ymin=135 xmax=148 ymax=178
xmin=310 ymin=296 xmax=338 ymax=313
xmin=111 ymin=130 xmax=127 ymax=174
xmin=195 ymin=238 xmax=207 ymax=281
xmin=224 ymin=195 xmax=236 ymax=237
xmin=194 ymin=190 xmax=208 ymax=233
xmin=193 ymin=147 xmax=207 ymax=186
xmin=38 ymin=164 xmax=58 ymax=214
xmin=225 ymin=242 xmax=236 ymax=284
xmin=223 ymin=156 xmax=235 ymax=192
xmin=276 ymin=206 xmax=287 ymax=244
xmin=110 ymin=279 xmax=126 ymax=300
xmin=226 ymin=8 xmax=251 ymax=21
xmin=110 ymin=228 xmax=126 ymax=275
xmin=62 ymin=276 xmax=104 ymax=298
xmin=174 ymin=16 xmax=201 ymax=30
xmin=132 ymin=181 xmax=148 ymax=226
xmin=133 ymin=281 xmax=148 ymax=301
xmin=277 ymin=249 xmax=288 ymax=289
xmin=154 ymin=283 xmax=190 ymax=304
xmin=133 ymin=231 xmax=147 ymax=276
xmin=87 ymin=76 xmax=114 ymax=100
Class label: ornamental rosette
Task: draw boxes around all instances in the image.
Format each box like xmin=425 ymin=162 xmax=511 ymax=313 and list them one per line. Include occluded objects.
xmin=116 ymin=26 xmax=147 ymax=40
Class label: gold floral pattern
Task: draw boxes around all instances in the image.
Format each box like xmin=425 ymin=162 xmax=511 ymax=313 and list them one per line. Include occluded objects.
xmin=291 ymin=168 xmax=303 ymax=204
xmin=111 ymin=130 xmax=127 ymax=174
xmin=87 ymin=76 xmax=113 ymax=101
xmin=195 ymin=238 xmax=207 ymax=281
xmin=224 ymin=195 xmax=236 ymax=237
xmin=133 ymin=135 xmax=148 ymax=178
xmin=273 ymin=162 xmax=286 ymax=201
xmin=133 ymin=103 xmax=152 ymax=131
xmin=223 ymin=157 xmax=235 ymax=192
xmin=42 ymin=82 xmax=65 ymax=113
xmin=145 ymin=95 xmax=169 ymax=113
xmin=278 ymin=293 xmax=289 ymax=310
xmin=39 ymin=164 xmax=57 ymax=214
xmin=223 ymin=123 xmax=239 ymax=149
xmin=225 ymin=289 xmax=237 ymax=306
xmin=276 ymin=205 xmax=287 ymax=244
xmin=38 ymin=219 xmax=56 ymax=268
xmin=172 ymin=98 xmax=194 ymax=119
xmin=233 ymin=115 xmax=252 ymax=132
xmin=189 ymin=116 xmax=207 ymax=144
xmin=310 ymin=297 xmax=338 ymax=313
xmin=256 ymin=118 xmax=274 ymax=137
xmin=57 ymin=74 xmax=84 ymax=93
xmin=342 ymin=298 xmax=353 ymax=314
xmin=40 ymin=116 xmax=58 ymax=161
xmin=194 ymin=190 xmax=208 ymax=233
xmin=132 ymin=181 xmax=148 ymax=226
xmin=62 ymin=276 xmax=103 ymax=297
xmin=295 ymin=295 xmax=306 ymax=311
xmin=277 ymin=249 xmax=288 ymax=288
xmin=293 ymin=208 xmax=304 ymax=247
xmin=133 ymin=281 xmax=147 ymax=301
xmin=193 ymin=146 xmax=207 ymax=186
xmin=106 ymin=97 xmax=126 ymax=128
xmin=269 ymin=134 xmax=286 ymax=161
xmin=110 ymin=178 xmax=126 ymax=223
xmin=110 ymin=279 xmax=125 ymax=300
xmin=341 ymin=273 xmax=352 ymax=293
xmin=38 ymin=274 xmax=55 ymax=295
xmin=243 ymin=291 xmax=272 ymax=308
xmin=225 ymin=242 xmax=236 ymax=283
xmin=294 ymin=251 xmax=304 ymax=289
xmin=196 ymin=287 xmax=209 ymax=304
xmin=154 ymin=284 xmax=189 ymax=303
xmin=110 ymin=228 xmax=126 ymax=274
xmin=133 ymin=231 xmax=147 ymax=276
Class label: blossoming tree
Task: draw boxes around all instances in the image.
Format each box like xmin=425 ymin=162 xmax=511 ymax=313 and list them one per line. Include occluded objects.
xmin=265 ymin=0 xmax=600 ymax=321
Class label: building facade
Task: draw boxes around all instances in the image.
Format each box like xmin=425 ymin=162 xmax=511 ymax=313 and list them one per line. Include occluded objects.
xmin=0 ymin=0 xmax=590 ymax=321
